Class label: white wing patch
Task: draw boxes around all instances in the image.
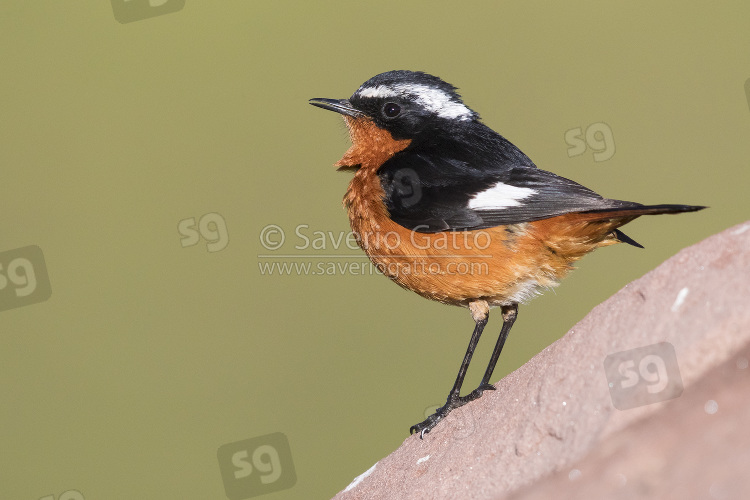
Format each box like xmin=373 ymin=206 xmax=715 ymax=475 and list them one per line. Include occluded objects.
xmin=356 ymin=83 xmax=474 ymax=121
xmin=468 ymin=182 xmax=537 ymax=210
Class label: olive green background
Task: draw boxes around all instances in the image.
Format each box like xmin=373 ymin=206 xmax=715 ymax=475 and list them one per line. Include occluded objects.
xmin=1 ymin=2 xmax=748 ymax=499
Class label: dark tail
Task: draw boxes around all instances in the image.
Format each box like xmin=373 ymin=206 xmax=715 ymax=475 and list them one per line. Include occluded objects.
xmin=584 ymin=203 xmax=708 ymax=218
xmin=583 ymin=203 xmax=707 ymax=249
xmin=612 ymin=229 xmax=644 ymax=248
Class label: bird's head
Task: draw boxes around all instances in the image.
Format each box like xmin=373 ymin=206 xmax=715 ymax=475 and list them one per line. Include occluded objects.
xmin=310 ymin=71 xmax=479 ymax=169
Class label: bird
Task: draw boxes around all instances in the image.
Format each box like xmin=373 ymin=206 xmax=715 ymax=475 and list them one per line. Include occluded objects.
xmin=309 ymin=70 xmax=705 ymax=438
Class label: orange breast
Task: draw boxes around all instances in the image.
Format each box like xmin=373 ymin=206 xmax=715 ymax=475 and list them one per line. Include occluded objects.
xmin=337 ymin=117 xmax=622 ymax=308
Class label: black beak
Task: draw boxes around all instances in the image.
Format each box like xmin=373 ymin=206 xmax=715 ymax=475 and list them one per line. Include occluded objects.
xmin=309 ymin=98 xmax=362 ymax=118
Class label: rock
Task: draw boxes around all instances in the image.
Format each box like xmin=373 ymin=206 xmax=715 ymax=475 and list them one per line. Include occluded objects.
xmin=508 ymin=338 xmax=750 ymax=500
xmin=333 ymin=221 xmax=750 ymax=500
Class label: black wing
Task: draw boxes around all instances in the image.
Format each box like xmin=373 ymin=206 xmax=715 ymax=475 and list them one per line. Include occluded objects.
xmin=378 ymin=149 xmax=640 ymax=233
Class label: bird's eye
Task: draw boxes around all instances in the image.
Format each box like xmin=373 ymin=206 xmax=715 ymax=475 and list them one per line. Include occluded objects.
xmin=383 ymin=102 xmax=401 ymax=118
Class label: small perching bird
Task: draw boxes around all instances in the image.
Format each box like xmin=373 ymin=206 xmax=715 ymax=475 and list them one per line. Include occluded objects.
xmin=310 ymin=70 xmax=705 ymax=437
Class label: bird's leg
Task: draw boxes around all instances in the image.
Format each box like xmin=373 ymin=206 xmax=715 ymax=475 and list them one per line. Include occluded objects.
xmin=467 ymin=303 xmax=518 ymax=398
xmin=410 ymin=301 xmax=489 ymax=438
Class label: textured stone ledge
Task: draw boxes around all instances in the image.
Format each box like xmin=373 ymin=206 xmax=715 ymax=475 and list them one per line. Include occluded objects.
xmin=334 ymin=221 xmax=750 ymax=500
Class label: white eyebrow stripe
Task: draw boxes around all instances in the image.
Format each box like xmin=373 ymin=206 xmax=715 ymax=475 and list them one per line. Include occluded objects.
xmin=357 ymin=85 xmax=398 ymax=99
xmin=468 ymin=182 xmax=537 ymax=209
xmin=356 ymin=83 xmax=474 ymax=120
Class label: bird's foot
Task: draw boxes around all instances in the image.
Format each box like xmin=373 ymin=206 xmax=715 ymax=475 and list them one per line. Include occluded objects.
xmin=410 ymin=384 xmax=495 ymax=438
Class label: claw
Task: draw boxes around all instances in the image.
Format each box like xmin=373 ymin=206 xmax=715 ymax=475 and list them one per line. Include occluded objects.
xmin=410 ymin=383 xmax=498 ymax=436
xmin=410 ymin=408 xmax=444 ymax=438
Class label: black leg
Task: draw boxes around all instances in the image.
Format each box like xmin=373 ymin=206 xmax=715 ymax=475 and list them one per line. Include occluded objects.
xmin=410 ymin=316 xmax=488 ymax=438
xmin=477 ymin=303 xmax=518 ymax=389
xmin=409 ymin=303 xmax=519 ymax=438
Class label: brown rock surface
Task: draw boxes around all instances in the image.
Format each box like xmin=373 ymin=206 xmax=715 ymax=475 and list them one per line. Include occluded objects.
xmin=508 ymin=339 xmax=750 ymax=500
xmin=334 ymin=221 xmax=750 ymax=500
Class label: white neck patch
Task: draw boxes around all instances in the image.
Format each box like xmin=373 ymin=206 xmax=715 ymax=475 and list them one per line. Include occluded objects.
xmin=356 ymin=83 xmax=474 ymax=121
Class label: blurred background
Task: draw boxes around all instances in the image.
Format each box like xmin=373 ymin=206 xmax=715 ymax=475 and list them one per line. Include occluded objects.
xmin=1 ymin=2 xmax=748 ymax=499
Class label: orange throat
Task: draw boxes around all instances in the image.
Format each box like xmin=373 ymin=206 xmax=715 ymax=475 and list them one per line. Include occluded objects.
xmin=335 ymin=117 xmax=410 ymax=237
xmin=335 ymin=116 xmax=411 ymax=171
